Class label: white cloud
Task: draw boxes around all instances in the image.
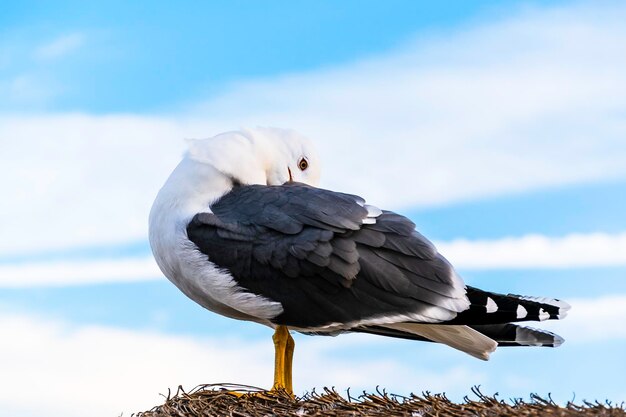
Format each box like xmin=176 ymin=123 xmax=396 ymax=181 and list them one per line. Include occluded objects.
xmin=34 ymin=33 xmax=85 ymax=60
xmin=2 ymin=2 xmax=626 ymax=252
xmin=0 ymin=312 xmax=479 ymax=417
xmin=3 ymin=230 xmax=626 ymax=287
xmin=0 ymin=114 xmax=186 ymax=254
xmin=436 ymin=232 xmax=626 ymax=270
xmin=0 ymin=257 xmax=161 ymax=287
xmin=188 ymin=2 xmax=626 ymax=208
xmin=0 ymin=312 xmax=267 ymax=417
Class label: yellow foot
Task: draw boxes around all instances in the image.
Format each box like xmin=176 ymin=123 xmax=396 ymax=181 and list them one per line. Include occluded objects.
xmin=269 ymin=387 xmax=296 ymax=399
xmin=223 ymin=389 xmax=293 ymax=401
xmin=181 ymin=384 xmax=294 ymax=401
xmin=213 ymin=325 xmax=297 ymax=400
xmin=210 ymin=383 xmax=265 ymax=398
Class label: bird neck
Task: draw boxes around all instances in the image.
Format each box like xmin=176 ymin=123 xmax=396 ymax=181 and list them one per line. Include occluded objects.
xmin=148 ymin=157 xmax=232 ymax=278
xmin=151 ymin=157 xmax=231 ymax=221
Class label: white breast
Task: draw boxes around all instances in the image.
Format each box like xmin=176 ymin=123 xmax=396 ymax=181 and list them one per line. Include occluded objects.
xmin=148 ymin=157 xmax=283 ymax=325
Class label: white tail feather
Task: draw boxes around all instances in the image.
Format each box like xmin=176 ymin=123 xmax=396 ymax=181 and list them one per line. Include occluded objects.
xmin=380 ymin=323 xmax=498 ymax=360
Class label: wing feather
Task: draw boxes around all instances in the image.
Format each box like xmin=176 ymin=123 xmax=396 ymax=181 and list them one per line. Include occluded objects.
xmin=186 ymin=183 xmax=469 ymax=328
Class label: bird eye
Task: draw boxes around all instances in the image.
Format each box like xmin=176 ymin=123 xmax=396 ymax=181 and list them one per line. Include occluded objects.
xmin=298 ymin=158 xmax=309 ymax=171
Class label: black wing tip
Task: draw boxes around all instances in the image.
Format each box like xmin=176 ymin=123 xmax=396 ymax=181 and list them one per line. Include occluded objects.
xmin=472 ymin=323 xmax=565 ymax=348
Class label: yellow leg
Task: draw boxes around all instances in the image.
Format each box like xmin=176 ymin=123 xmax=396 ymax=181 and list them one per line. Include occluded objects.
xmin=271 ymin=325 xmax=295 ymax=395
xmin=284 ymin=331 xmax=295 ymax=393
xmin=224 ymin=326 xmax=295 ymax=398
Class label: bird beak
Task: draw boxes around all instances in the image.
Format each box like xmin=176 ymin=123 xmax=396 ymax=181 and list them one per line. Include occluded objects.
xmin=287 ymin=167 xmax=293 ymax=183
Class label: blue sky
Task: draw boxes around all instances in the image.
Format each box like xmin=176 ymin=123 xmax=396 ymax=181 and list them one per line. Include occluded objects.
xmin=1 ymin=0 xmax=568 ymax=113
xmin=2 ymin=1 xmax=626 ymax=416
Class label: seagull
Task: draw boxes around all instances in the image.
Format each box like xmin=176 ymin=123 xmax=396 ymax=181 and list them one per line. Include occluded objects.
xmin=149 ymin=127 xmax=570 ymax=394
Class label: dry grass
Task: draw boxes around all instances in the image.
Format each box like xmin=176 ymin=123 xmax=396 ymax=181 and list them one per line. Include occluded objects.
xmin=134 ymin=384 xmax=625 ymax=416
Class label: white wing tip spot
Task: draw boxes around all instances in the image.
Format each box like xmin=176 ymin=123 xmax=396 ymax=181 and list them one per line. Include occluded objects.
xmin=517 ymin=305 xmax=528 ymax=319
xmin=486 ymin=297 xmax=498 ymax=313
xmin=361 ymin=204 xmax=382 ymax=225
xmin=538 ymin=308 xmax=550 ymax=321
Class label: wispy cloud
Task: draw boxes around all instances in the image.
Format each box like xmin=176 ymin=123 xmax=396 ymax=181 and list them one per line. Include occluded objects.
xmin=34 ymin=33 xmax=85 ymax=60
xmin=0 ymin=73 xmax=61 ymax=107
xmin=2 ymin=2 xmax=626 ymax=252
xmin=0 ymin=257 xmax=160 ymax=287
xmin=437 ymin=232 xmax=626 ymax=270
xmin=0 ymin=33 xmax=84 ymax=109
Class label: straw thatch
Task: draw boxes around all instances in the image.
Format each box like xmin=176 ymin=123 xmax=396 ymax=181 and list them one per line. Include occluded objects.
xmin=134 ymin=384 xmax=625 ymax=416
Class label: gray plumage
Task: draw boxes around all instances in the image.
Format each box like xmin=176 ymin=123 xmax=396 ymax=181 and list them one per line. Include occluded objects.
xmin=188 ymin=183 xmax=471 ymax=330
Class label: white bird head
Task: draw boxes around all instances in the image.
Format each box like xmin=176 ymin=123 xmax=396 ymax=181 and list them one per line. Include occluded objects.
xmin=186 ymin=127 xmax=321 ymax=187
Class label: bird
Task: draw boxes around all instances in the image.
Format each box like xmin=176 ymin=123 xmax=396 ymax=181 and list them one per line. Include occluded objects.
xmin=149 ymin=127 xmax=570 ymax=395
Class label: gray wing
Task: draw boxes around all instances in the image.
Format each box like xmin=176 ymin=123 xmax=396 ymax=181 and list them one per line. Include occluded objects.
xmin=186 ymin=183 xmax=469 ymax=329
